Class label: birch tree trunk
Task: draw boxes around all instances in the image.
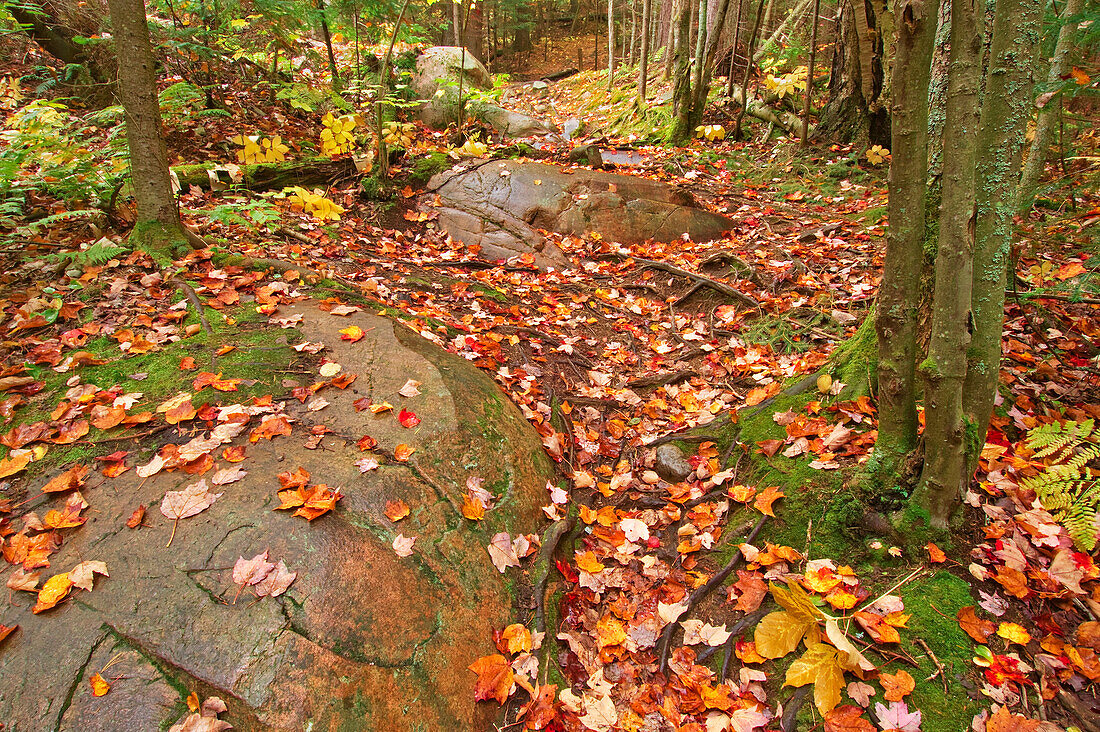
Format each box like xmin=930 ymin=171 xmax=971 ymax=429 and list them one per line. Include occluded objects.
xmin=910 ymin=0 xmax=983 ymax=529
xmin=608 ymin=0 xmax=617 ymax=89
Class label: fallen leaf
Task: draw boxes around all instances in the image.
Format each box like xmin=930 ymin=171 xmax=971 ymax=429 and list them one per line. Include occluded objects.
xmin=925 ymin=542 xmax=946 ymax=563
xmin=41 ymin=464 xmax=89 ymax=493
xmin=385 ymin=499 xmax=410 ymax=521
xmin=398 ymin=408 xmax=420 ymax=428
xmin=398 ymin=379 xmax=421 ymax=397
xmin=394 ymin=444 xmax=415 ymax=461
xmin=161 ymin=480 xmax=222 ymax=521
xmin=68 ymin=560 xmax=108 ymax=591
xmin=488 ymin=532 xmax=520 ymax=572
xmin=997 ymin=622 xmax=1031 ymax=646
xmin=89 ymin=672 xmax=110 ymax=697
xmin=126 ymin=505 xmax=146 ymax=528
xmin=339 ymin=325 xmax=365 ymax=342
xmin=32 ymin=572 xmax=73 ymax=613
xmin=957 ymin=606 xmax=997 ymax=644
xmin=393 ymin=533 xmax=416 ymax=557
xmin=753 ymin=485 xmax=784 ymax=516
xmin=253 ymin=560 xmax=296 ymax=597
xmin=785 ymin=642 xmax=845 ymax=713
xmin=878 ymin=669 xmax=914 ymax=702
xmin=233 ymin=550 xmax=275 ymax=587
xmin=468 ymin=653 xmax=514 ymax=704
xmin=823 ymin=705 xmax=875 ymax=732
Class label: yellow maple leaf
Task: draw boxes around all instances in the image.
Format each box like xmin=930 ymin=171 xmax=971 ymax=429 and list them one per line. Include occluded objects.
xmin=784 ymin=642 xmax=845 ymax=714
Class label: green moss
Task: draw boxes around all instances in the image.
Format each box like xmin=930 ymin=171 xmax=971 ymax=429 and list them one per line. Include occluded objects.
xmin=831 ymin=311 xmax=878 ymax=397
xmin=408 ymin=152 xmax=451 ymax=186
xmin=128 ymin=221 xmax=191 ymax=264
xmin=902 ymin=572 xmax=983 ymax=732
xmin=2 ymin=304 xmax=301 ymax=475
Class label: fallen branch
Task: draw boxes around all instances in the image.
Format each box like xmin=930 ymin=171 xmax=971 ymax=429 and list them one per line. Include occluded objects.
xmin=171 ymin=157 xmax=359 ymax=192
xmin=630 ymin=256 xmax=761 ymax=309
xmin=170 ymin=278 xmax=213 ymax=334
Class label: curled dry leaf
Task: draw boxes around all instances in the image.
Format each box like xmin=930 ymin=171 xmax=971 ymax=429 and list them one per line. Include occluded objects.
xmin=89 ymin=672 xmax=110 ymax=697
xmin=126 ymin=505 xmax=146 ymax=528
xmin=68 ymin=560 xmax=108 ymax=591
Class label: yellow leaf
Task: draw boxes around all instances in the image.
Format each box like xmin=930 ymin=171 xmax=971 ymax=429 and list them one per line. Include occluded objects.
xmin=32 ymin=572 xmax=73 ymax=614
xmin=754 ymin=610 xmax=814 ymax=659
xmin=784 ymin=643 xmax=845 ymax=714
xmin=771 ymin=580 xmax=824 ymax=621
xmin=996 ymin=622 xmax=1031 ymax=646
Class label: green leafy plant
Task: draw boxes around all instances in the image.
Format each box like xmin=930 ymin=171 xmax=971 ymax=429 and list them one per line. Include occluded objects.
xmin=43 ymin=238 xmax=128 ymax=268
xmin=1023 ymin=419 xmax=1100 ymax=550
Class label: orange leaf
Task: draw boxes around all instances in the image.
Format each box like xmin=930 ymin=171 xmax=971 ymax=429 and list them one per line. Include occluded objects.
xmin=394 ymin=444 xmax=415 ymax=461
xmin=126 ymin=505 xmax=146 ymax=528
xmin=754 ymin=485 xmax=784 ymax=516
xmin=468 ymin=654 xmax=514 ymax=704
xmin=462 ymin=493 xmax=486 ymax=521
xmin=339 ymin=325 xmax=365 ymax=342
xmin=575 ymin=550 xmax=605 ymax=573
xmin=89 ymin=672 xmax=111 ymax=697
xmin=925 ymin=542 xmax=946 ymax=563
xmin=42 ymin=465 xmax=89 ymax=493
xmin=878 ymin=669 xmax=914 ymax=701
xmin=824 ymin=705 xmax=875 ymax=732
xmin=385 ymin=499 xmax=410 ymax=522
xmin=997 ymin=622 xmax=1031 ymax=646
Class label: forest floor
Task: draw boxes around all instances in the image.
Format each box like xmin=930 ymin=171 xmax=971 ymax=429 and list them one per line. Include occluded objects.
xmin=1 ymin=30 xmax=1100 ymax=732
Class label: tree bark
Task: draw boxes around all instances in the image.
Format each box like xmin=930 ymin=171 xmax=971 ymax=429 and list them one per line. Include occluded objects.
xmin=802 ymin=0 xmax=822 ymax=144
xmin=873 ymin=0 xmax=940 ymax=490
xmin=753 ymin=0 xmax=815 ymax=62
xmin=316 ymin=0 xmax=341 ymax=91
xmin=911 ymin=0 xmax=982 ymax=529
xmin=818 ymin=0 xmax=890 ymax=146
xmin=732 ymin=0 xmax=768 ymax=139
xmin=962 ymin=0 xmax=1041 ymax=473
xmin=1016 ymin=0 xmax=1084 ymax=211
xmin=608 ymin=0 xmax=617 ymax=89
xmin=638 ymin=0 xmax=652 ymax=103
xmin=107 ymin=0 xmax=199 ymax=257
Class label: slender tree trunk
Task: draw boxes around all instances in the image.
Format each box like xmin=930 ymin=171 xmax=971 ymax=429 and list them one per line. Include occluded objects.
xmin=754 ymin=0 xmax=815 ymax=62
xmin=873 ymin=0 xmax=940 ymax=489
xmin=1016 ymin=0 xmax=1084 ymax=211
xmin=608 ymin=0 xmax=617 ymax=88
xmin=672 ymin=2 xmax=693 ymax=116
xmin=107 ymin=0 xmax=200 ymax=255
xmin=693 ymin=0 xmax=708 ymax=94
xmin=728 ymin=0 xmax=744 ymax=96
xmin=733 ymin=0 xmax=768 ymax=139
xmin=665 ymin=0 xmax=681 ymax=79
xmin=911 ymin=0 xmax=983 ymax=529
xmin=801 ymin=0 xmax=822 ymax=144
xmin=638 ymin=0 xmax=652 ymax=102
xmin=962 ymin=0 xmax=1041 ymax=472
xmin=316 ymin=0 xmax=341 ymax=91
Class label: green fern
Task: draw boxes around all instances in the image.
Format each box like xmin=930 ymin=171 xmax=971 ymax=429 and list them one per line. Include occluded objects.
xmin=1023 ymin=419 xmax=1100 ymax=551
xmin=44 ymin=239 xmax=128 ymax=268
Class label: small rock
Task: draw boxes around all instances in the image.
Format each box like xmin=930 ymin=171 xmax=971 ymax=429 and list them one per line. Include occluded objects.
xmin=562 ymin=118 xmax=585 ymax=140
xmin=654 ymin=444 xmax=692 ymax=482
xmin=531 ymin=80 xmax=549 ymax=95
xmin=568 ymin=144 xmax=603 ymax=168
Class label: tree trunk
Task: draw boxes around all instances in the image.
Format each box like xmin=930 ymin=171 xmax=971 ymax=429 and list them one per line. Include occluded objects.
xmin=818 ymin=0 xmax=890 ymax=146
xmin=873 ymin=0 xmax=940 ymax=492
xmin=514 ymin=2 xmax=534 ymax=51
xmin=107 ymin=0 xmax=199 ymax=258
xmin=754 ymin=0 xmax=815 ymax=62
xmin=910 ymin=0 xmax=982 ymax=529
xmin=665 ymin=0 xmax=681 ymax=79
xmin=962 ymin=0 xmax=1041 ymax=473
xmin=608 ymin=0 xmax=617 ymax=89
xmin=316 ymin=0 xmax=341 ymax=91
xmin=638 ymin=0 xmax=652 ymax=103
xmin=801 ymin=0 xmax=822 ymax=144
xmin=732 ymin=0 xmax=768 ymax=139
xmin=1016 ymin=0 xmax=1084 ymax=211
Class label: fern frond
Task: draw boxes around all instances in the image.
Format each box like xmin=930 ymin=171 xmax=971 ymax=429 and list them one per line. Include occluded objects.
xmin=1025 ymin=419 xmax=1100 ymax=551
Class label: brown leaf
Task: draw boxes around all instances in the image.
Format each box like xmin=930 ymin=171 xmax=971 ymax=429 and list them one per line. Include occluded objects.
xmin=160 ymin=479 xmax=222 ymax=520
xmin=385 ymin=500 xmax=410 ymax=522
xmin=956 ymin=606 xmax=997 ymax=644
xmin=126 ymin=505 xmax=146 ymax=528
xmin=731 ymin=571 xmax=768 ymax=613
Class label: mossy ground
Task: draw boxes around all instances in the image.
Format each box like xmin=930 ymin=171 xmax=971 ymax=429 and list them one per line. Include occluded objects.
xmin=2 ymin=303 xmax=302 ymax=482
xmin=684 ymin=375 xmax=980 ymax=731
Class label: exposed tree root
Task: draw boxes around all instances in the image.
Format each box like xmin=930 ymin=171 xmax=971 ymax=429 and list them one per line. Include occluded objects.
xmin=169 ymin=278 xmax=213 ymax=334
xmin=628 ymin=256 xmax=761 ymax=309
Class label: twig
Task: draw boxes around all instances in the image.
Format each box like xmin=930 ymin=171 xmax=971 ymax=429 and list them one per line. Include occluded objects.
xmin=534 ymin=516 xmax=577 ymax=634
xmin=915 ymin=638 xmax=948 ymax=693
xmin=1057 ymin=690 xmax=1100 ymax=732
xmin=170 ymin=278 xmax=213 ymax=334
xmin=781 ymin=686 xmax=812 ymax=732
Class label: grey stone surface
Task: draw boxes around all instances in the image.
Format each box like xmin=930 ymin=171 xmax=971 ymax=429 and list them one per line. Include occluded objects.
xmin=0 ymin=302 xmax=553 ymax=731
xmin=654 ymin=444 xmax=693 ymax=482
